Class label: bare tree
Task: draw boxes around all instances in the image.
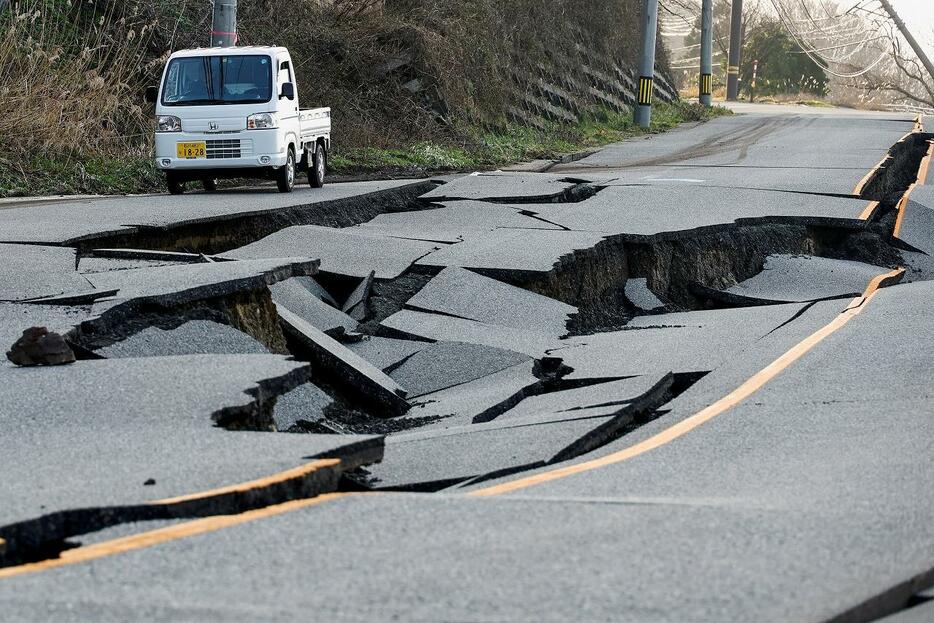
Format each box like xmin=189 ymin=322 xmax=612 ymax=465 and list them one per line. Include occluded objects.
xmin=770 ymin=0 xmax=933 ymax=111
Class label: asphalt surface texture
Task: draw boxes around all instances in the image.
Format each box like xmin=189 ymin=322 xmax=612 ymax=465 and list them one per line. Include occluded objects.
xmin=0 ymin=103 xmax=932 ymax=622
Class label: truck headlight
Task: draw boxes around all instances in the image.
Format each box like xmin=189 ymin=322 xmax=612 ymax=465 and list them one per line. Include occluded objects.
xmin=157 ymin=115 xmax=182 ymax=132
xmin=247 ymin=112 xmax=278 ymax=130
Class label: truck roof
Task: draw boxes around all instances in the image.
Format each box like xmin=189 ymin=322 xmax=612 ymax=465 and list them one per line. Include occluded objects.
xmin=169 ymin=46 xmax=287 ymax=59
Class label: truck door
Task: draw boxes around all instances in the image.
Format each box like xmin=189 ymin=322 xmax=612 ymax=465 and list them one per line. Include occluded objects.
xmin=277 ymin=57 xmax=300 ymax=153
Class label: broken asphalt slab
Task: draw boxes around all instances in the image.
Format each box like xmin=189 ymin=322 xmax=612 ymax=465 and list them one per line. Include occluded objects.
xmin=275 ymin=304 xmax=411 ymax=417
xmin=381 ymin=309 xmax=558 ymax=358
xmin=387 ymin=341 xmax=530 ymax=398
xmin=225 ymin=225 xmax=437 ymax=280
xmin=405 ymin=266 xmax=576 ymax=336
xmin=694 ymin=254 xmax=892 ymax=305
xmin=725 ymin=254 xmax=890 ymax=301
xmin=0 ymin=354 xmax=382 ymax=561
xmin=898 ymin=187 xmax=934 ymax=255
xmin=94 ymin=320 xmax=270 ymax=358
xmin=0 ymin=244 xmax=94 ymax=302
xmin=419 ymin=172 xmax=592 ymax=202
xmin=400 ymin=360 xmax=539 ymax=430
xmin=527 ymin=185 xmax=875 ymax=236
xmin=352 ymin=200 xmax=564 ymax=244
xmin=272 ymin=382 xmax=336 ymax=432
xmin=416 ymin=229 xmax=607 ymax=274
xmin=346 ymin=336 xmax=431 ymax=371
xmin=0 ymin=180 xmax=425 ymax=246
xmin=72 ymin=257 xmax=320 ymax=307
xmin=269 ymin=277 xmax=358 ymax=336
xmin=369 ymin=373 xmax=672 ymax=489
xmin=554 ymin=303 xmax=812 ymax=380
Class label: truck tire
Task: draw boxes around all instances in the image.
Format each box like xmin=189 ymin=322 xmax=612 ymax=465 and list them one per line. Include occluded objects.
xmin=201 ymin=178 xmax=218 ymax=192
xmin=166 ymin=173 xmax=185 ymax=195
xmin=309 ymin=144 xmax=326 ymax=188
xmin=276 ymin=148 xmax=296 ymax=193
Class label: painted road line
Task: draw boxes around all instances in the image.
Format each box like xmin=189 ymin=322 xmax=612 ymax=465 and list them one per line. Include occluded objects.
xmin=0 ymin=494 xmax=353 ymax=581
xmin=854 ymin=127 xmax=924 ymax=196
xmin=918 ymin=141 xmax=933 ymax=186
xmin=859 ymin=200 xmax=880 ymax=221
xmin=854 ymin=153 xmax=891 ymax=196
xmin=470 ymin=268 xmax=906 ymax=498
xmin=893 ymin=184 xmax=916 ymax=239
xmin=0 ymin=458 xmax=345 ymax=577
xmin=151 ymin=458 xmax=341 ymax=505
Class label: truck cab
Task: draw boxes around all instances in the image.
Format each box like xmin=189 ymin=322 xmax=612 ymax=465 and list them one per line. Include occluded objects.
xmin=148 ymin=46 xmax=331 ymax=194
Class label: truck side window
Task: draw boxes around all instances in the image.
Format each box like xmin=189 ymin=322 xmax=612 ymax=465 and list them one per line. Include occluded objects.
xmin=278 ymin=61 xmax=293 ymax=90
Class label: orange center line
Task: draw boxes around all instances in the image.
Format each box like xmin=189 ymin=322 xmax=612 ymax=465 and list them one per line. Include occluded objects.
xmin=918 ymin=141 xmax=933 ymax=186
xmin=893 ymin=184 xmax=917 ymax=239
xmin=470 ymin=268 xmax=905 ymax=498
xmin=0 ymin=494 xmax=356 ymax=581
xmin=151 ymin=458 xmax=341 ymax=505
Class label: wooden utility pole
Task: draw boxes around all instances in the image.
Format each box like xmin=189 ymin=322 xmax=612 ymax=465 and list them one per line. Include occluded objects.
xmin=726 ymin=0 xmax=743 ymax=101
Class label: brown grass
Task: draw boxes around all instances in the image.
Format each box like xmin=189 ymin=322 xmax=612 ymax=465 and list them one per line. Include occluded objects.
xmin=0 ymin=1 xmax=166 ymax=158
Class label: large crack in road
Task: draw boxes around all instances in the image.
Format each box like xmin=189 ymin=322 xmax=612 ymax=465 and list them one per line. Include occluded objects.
xmin=1 ymin=109 xmax=933 ymax=623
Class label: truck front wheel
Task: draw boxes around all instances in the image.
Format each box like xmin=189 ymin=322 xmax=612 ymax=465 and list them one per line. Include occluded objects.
xmin=276 ymin=148 xmax=296 ymax=193
xmin=166 ymin=173 xmax=185 ymax=195
xmin=309 ymin=144 xmax=326 ymax=189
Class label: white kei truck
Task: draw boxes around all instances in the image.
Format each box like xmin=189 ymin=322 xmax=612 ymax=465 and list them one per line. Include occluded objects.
xmin=145 ymin=46 xmax=331 ymax=194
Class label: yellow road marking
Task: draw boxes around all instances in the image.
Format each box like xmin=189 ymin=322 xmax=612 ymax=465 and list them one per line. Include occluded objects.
xmin=893 ymin=183 xmax=916 ymax=239
xmin=152 ymin=459 xmax=340 ymax=505
xmin=0 ymin=494 xmax=353 ymax=581
xmin=854 ymin=153 xmax=890 ymax=196
xmin=470 ymin=268 xmax=905 ymax=497
xmin=859 ymin=200 xmax=880 ymax=220
xmin=918 ymin=141 xmax=933 ymax=186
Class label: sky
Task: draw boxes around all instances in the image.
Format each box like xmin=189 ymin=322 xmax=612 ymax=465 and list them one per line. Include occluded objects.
xmin=891 ymin=0 xmax=934 ymax=58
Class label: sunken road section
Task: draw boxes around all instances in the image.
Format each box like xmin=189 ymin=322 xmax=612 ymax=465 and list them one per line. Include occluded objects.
xmin=0 ymin=115 xmax=930 ymax=582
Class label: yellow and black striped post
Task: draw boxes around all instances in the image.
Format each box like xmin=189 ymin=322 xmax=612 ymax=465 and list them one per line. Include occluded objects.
xmin=699 ymin=73 xmax=712 ymax=97
xmin=638 ymin=76 xmax=654 ymax=107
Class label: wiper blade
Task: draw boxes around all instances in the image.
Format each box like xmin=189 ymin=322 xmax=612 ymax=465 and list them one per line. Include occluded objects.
xmin=166 ymin=99 xmax=219 ymax=105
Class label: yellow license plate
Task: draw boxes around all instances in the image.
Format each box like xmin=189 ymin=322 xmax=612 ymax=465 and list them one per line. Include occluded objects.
xmin=176 ymin=142 xmax=206 ymax=159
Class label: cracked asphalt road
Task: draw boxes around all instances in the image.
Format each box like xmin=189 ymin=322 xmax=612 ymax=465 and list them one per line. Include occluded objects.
xmin=1 ymin=103 xmax=933 ymax=622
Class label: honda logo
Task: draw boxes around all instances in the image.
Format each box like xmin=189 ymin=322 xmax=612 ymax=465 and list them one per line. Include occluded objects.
xmin=209 ymin=122 xmax=219 ymax=131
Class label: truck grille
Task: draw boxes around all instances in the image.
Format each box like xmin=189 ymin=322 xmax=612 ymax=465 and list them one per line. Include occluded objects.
xmin=206 ymin=139 xmax=241 ymax=159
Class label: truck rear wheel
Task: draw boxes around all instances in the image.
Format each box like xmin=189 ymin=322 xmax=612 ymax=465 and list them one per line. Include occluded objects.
xmin=166 ymin=173 xmax=185 ymax=195
xmin=309 ymin=144 xmax=326 ymax=189
xmin=276 ymin=148 xmax=296 ymax=193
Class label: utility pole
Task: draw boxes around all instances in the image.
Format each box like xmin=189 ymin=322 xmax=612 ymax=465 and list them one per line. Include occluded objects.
xmin=877 ymin=0 xmax=934 ymax=85
xmin=635 ymin=0 xmax=660 ymax=128
xmin=699 ymin=0 xmax=714 ymax=106
xmin=211 ymin=0 xmax=238 ymax=47
xmin=726 ymin=0 xmax=743 ymax=101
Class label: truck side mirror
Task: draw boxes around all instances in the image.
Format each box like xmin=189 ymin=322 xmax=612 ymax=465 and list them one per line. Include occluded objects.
xmin=145 ymin=86 xmax=158 ymax=104
xmin=280 ymin=83 xmax=295 ymax=101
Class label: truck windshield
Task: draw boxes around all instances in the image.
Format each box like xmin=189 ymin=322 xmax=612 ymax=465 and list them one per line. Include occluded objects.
xmin=161 ymin=55 xmax=273 ymax=106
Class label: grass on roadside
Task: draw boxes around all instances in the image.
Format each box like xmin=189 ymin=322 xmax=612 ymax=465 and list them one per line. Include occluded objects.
xmin=330 ymin=101 xmax=731 ymax=175
xmin=0 ymin=154 xmax=163 ymax=198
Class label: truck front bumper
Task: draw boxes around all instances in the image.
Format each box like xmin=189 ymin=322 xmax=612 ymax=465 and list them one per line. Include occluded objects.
xmin=154 ymin=131 xmax=289 ymax=171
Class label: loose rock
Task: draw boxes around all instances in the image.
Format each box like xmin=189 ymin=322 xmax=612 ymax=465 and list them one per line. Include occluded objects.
xmin=6 ymin=327 xmax=76 ymax=367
